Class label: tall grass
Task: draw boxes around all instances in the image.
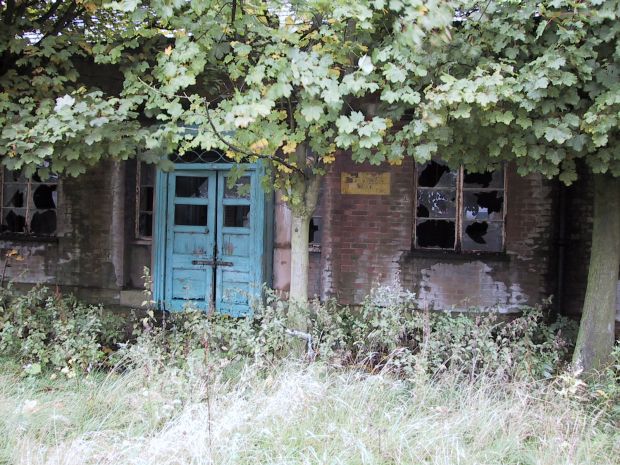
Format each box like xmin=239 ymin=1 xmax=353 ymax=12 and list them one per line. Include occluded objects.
xmin=0 ymin=357 xmax=617 ymax=465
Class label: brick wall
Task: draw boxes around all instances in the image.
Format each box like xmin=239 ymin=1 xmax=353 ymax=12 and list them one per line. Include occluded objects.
xmin=314 ymin=155 xmax=560 ymax=310
xmin=1 ymin=160 xmax=125 ymax=304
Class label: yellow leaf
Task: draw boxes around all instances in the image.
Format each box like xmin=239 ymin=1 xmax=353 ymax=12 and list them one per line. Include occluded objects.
xmin=282 ymin=141 xmax=297 ymax=154
xmin=164 ymin=45 xmax=173 ymax=56
xmin=250 ymin=138 xmax=269 ymax=152
xmin=323 ymin=154 xmax=336 ymax=164
xmin=312 ymin=43 xmax=323 ymax=52
xmin=277 ymin=164 xmax=293 ymax=174
xmin=328 ymin=68 xmax=341 ymax=78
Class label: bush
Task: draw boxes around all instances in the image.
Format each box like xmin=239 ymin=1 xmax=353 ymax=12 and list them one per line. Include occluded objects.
xmin=0 ymin=283 xmax=577 ymax=383
xmin=117 ymin=286 xmax=576 ymax=383
xmin=0 ymin=284 xmax=124 ymax=376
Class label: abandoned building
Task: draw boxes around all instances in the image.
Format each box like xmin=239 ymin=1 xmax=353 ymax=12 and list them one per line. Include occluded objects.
xmin=0 ymin=150 xmax=615 ymax=322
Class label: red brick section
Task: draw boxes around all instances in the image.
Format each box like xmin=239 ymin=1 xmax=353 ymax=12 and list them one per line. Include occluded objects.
xmin=318 ymin=154 xmax=414 ymax=304
xmin=314 ymin=154 xmax=561 ymax=310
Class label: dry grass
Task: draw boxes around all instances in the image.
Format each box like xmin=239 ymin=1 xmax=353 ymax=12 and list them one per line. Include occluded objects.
xmin=0 ymin=358 xmax=617 ymax=465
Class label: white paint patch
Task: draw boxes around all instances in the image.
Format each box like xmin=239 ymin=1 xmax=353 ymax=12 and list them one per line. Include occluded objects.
xmin=417 ymin=261 xmax=528 ymax=313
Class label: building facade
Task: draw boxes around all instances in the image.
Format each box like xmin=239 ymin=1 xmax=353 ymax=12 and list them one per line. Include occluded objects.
xmin=0 ymin=152 xmax=613 ymax=321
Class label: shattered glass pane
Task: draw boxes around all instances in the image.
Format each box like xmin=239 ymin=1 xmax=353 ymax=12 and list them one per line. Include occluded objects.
xmin=3 ymin=185 xmax=25 ymax=207
xmin=224 ymin=205 xmax=250 ymax=227
xmin=462 ymin=221 xmax=503 ymax=251
xmin=30 ymin=210 xmax=57 ymax=235
xmin=32 ymin=184 xmax=56 ymax=209
xmin=463 ymin=170 xmax=503 ymax=188
xmin=416 ymin=219 xmax=456 ymax=248
xmin=417 ymin=161 xmax=457 ymax=188
xmin=4 ymin=169 xmax=25 ymax=183
xmin=224 ymin=176 xmax=251 ymax=199
xmin=2 ymin=209 xmax=27 ymax=233
xmin=175 ymin=176 xmax=209 ymax=198
xmin=175 ymin=204 xmax=207 ymax=226
xmin=417 ymin=189 xmax=456 ymax=218
xmin=463 ymin=190 xmax=504 ymax=221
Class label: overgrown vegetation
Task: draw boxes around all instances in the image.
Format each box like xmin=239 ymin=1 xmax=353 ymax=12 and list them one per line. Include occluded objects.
xmin=0 ymin=285 xmax=618 ymax=463
xmin=0 ymin=284 xmax=577 ymax=379
xmin=0 ymin=284 xmax=124 ymax=377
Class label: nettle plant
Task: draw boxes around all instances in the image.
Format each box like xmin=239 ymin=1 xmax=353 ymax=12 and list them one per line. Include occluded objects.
xmin=0 ymin=285 xmax=124 ymax=376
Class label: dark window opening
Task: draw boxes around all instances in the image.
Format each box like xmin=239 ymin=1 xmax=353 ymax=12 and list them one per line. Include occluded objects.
xmin=175 ymin=176 xmax=209 ymax=198
xmin=175 ymin=204 xmax=207 ymax=226
xmin=416 ymin=220 xmax=456 ymax=248
xmin=224 ymin=205 xmax=250 ymax=228
xmin=309 ymin=217 xmax=321 ymax=244
xmin=33 ymin=184 xmax=56 ymax=209
xmin=417 ymin=160 xmax=457 ymax=188
xmin=463 ymin=191 xmax=504 ymax=221
xmin=30 ymin=210 xmax=57 ymax=235
xmin=463 ymin=170 xmax=503 ymax=188
xmin=1 ymin=168 xmax=58 ymax=236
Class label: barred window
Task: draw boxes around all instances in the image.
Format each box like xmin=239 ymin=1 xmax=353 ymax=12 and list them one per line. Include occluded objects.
xmin=1 ymin=168 xmax=58 ymax=236
xmin=414 ymin=161 xmax=505 ymax=252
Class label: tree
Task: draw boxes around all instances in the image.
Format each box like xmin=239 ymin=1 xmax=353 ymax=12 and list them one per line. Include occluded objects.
xmin=94 ymin=0 xmax=453 ymax=302
xmin=0 ymin=0 xmax=159 ymax=176
xmin=384 ymin=0 xmax=620 ymax=371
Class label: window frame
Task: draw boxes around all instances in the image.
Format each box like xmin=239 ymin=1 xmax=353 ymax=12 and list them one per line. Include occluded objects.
xmin=135 ymin=161 xmax=155 ymax=242
xmin=0 ymin=168 xmax=59 ymax=238
xmin=412 ymin=163 xmax=507 ymax=254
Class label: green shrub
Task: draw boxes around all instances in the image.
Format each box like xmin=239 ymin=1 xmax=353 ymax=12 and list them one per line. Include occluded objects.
xmin=0 ymin=283 xmax=577 ymax=383
xmin=0 ymin=284 xmax=124 ymax=376
xmin=118 ymin=286 xmax=576 ymax=383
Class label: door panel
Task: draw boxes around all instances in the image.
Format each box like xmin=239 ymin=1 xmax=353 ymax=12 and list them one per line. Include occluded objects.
xmin=216 ymin=172 xmax=256 ymax=316
xmin=164 ymin=171 xmax=216 ymax=311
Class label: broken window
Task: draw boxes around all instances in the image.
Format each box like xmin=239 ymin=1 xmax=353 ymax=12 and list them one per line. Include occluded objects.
xmin=0 ymin=168 xmax=58 ymax=236
xmin=414 ymin=161 xmax=505 ymax=252
xmin=136 ymin=162 xmax=155 ymax=239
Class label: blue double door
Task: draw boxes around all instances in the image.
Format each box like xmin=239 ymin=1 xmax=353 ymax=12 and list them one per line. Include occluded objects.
xmin=154 ymin=166 xmax=269 ymax=315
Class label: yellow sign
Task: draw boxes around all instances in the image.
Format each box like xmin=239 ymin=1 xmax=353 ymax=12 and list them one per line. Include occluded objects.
xmin=341 ymin=172 xmax=391 ymax=195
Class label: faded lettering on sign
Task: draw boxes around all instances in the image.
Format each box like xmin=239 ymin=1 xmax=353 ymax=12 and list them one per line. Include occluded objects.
xmin=341 ymin=172 xmax=390 ymax=195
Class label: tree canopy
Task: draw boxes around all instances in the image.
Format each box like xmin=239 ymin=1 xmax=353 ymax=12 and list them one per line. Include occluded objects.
xmin=1 ymin=0 xmax=619 ymax=367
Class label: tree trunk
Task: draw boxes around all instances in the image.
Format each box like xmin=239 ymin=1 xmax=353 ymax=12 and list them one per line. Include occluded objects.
xmin=288 ymin=172 xmax=321 ymax=303
xmin=573 ymin=173 xmax=620 ymax=372
xmin=289 ymin=213 xmax=312 ymax=303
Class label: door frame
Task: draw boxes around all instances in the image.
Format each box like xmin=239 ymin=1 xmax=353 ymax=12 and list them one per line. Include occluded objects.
xmin=152 ymin=162 xmax=273 ymax=314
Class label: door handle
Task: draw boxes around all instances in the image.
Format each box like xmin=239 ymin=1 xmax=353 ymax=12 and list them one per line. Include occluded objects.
xmin=192 ymin=259 xmax=233 ymax=267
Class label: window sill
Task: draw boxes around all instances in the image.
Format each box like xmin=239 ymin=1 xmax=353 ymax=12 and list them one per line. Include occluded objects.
xmin=132 ymin=239 xmax=153 ymax=246
xmin=0 ymin=233 xmax=59 ymax=244
xmin=408 ymin=248 xmax=510 ymax=262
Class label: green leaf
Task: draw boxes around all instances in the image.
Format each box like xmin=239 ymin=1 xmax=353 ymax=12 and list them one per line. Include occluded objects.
xmin=300 ymin=104 xmax=323 ymax=122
